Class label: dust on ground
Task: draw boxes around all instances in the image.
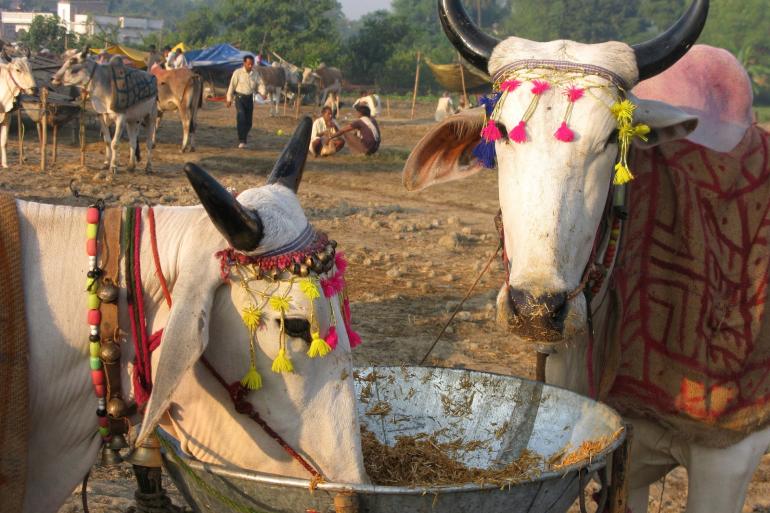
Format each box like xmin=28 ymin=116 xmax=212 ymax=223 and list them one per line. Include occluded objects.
xmin=2 ymin=99 xmax=760 ymax=512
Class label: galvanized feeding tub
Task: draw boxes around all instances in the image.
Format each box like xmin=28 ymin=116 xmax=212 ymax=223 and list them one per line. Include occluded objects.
xmin=162 ymin=366 xmax=625 ymax=513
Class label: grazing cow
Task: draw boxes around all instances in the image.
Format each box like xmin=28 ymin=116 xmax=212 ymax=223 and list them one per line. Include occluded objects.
xmin=0 ymin=50 xmax=36 ymax=168
xmin=256 ymin=63 xmax=299 ymax=116
xmin=150 ymin=64 xmax=203 ymax=152
xmin=404 ymin=1 xmax=770 ymax=512
xmin=302 ymin=64 xmax=343 ymax=107
xmin=52 ymin=48 xmax=158 ymax=174
xmin=15 ymin=117 xmax=366 ymax=513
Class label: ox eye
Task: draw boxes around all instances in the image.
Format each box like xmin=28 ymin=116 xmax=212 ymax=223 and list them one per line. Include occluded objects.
xmin=279 ymin=318 xmax=311 ymax=343
xmin=604 ymin=129 xmax=619 ymax=149
xmin=69 ymin=58 xmax=78 ymax=65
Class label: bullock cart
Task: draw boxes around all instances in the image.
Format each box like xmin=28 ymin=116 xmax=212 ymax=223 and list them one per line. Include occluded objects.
xmin=162 ymin=366 xmax=629 ymax=513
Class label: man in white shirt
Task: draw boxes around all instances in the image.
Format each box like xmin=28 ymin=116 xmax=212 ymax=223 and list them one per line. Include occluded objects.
xmin=226 ymin=55 xmax=258 ymax=148
xmin=309 ymin=106 xmax=344 ymax=157
xmin=173 ymin=50 xmax=188 ymax=69
xmin=353 ymin=90 xmax=381 ymax=117
xmin=435 ymin=91 xmax=455 ymax=122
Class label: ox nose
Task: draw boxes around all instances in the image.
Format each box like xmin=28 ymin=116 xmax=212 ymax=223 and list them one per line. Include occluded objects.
xmin=507 ymin=287 xmax=569 ymax=340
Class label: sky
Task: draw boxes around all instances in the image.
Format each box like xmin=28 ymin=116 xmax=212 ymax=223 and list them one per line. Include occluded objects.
xmin=339 ymin=0 xmax=392 ymax=20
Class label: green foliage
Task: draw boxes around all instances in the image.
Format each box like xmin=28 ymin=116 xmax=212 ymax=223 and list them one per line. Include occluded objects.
xmin=19 ymin=15 xmax=73 ymax=53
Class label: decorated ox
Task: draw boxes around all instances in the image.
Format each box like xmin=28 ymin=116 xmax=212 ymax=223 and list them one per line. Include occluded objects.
xmin=302 ymin=64 xmax=342 ymax=107
xmin=12 ymin=117 xmax=366 ymax=513
xmin=0 ymin=49 xmax=36 ymax=168
xmin=403 ymin=1 xmax=770 ymax=512
xmin=52 ymin=48 xmax=158 ymax=174
xmin=150 ymin=64 xmax=203 ymax=152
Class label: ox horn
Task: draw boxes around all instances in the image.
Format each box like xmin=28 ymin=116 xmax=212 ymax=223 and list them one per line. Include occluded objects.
xmin=437 ymin=0 xmax=500 ymax=73
xmin=633 ymin=0 xmax=709 ymax=81
xmin=265 ymin=115 xmax=312 ymax=193
xmin=184 ymin=162 xmax=264 ymax=252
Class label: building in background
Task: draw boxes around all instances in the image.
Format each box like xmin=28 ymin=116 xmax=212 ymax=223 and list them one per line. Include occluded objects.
xmin=57 ymin=1 xmax=163 ymax=45
xmin=0 ymin=10 xmax=53 ymax=40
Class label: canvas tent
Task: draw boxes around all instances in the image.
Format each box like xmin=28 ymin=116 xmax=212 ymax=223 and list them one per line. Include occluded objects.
xmin=426 ymin=58 xmax=490 ymax=93
xmin=91 ymin=45 xmax=149 ymax=68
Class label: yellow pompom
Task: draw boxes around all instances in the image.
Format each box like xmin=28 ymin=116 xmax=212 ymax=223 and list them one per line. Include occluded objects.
xmin=611 ymin=99 xmax=635 ymax=122
xmin=241 ymin=366 xmax=263 ymax=390
xmin=269 ymin=296 xmax=291 ymax=313
xmin=307 ymin=332 xmax=332 ymax=358
xmin=241 ymin=305 xmax=262 ymax=332
xmin=633 ymin=123 xmax=650 ymax=141
xmin=300 ymin=278 xmax=320 ymax=300
xmin=613 ymin=162 xmax=635 ymax=185
xmin=271 ymin=348 xmax=294 ymax=373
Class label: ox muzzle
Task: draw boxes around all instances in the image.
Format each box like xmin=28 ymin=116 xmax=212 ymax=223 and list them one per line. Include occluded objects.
xmin=500 ymin=286 xmax=571 ymax=342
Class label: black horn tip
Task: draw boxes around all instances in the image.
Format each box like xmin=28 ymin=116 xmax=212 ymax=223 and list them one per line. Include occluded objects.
xmin=184 ymin=162 xmax=264 ymax=252
xmin=265 ymin=116 xmax=313 ymax=193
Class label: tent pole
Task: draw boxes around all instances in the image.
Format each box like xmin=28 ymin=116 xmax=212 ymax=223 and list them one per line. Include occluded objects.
xmin=410 ymin=51 xmax=421 ymax=120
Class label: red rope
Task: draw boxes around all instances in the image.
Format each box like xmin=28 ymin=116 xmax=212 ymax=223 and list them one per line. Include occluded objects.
xmin=146 ymin=210 xmax=322 ymax=481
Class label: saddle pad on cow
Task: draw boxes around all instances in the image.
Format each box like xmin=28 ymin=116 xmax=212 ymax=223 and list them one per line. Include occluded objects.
xmin=0 ymin=194 xmax=29 ymax=512
xmin=110 ymin=64 xmax=157 ymax=112
xmin=605 ymin=125 xmax=770 ymax=448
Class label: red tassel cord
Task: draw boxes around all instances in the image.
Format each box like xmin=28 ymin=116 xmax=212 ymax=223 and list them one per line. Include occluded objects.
xmin=554 ymin=86 xmax=585 ymax=143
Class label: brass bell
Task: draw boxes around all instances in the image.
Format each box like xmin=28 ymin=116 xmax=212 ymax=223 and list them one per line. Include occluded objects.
xmin=96 ymin=278 xmax=119 ymax=303
xmin=110 ymin=434 xmax=129 ymax=451
xmin=124 ymin=432 xmax=163 ymax=468
xmin=107 ymin=397 xmax=128 ymax=418
xmin=305 ymin=256 xmax=314 ymax=267
xmin=99 ymin=445 xmax=123 ymax=466
xmin=299 ymin=264 xmax=309 ymax=277
xmin=100 ymin=341 xmax=121 ymax=364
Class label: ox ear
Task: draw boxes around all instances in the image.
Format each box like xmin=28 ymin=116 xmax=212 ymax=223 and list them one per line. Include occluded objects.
xmin=402 ymin=107 xmax=485 ymax=191
xmin=135 ymin=229 xmax=223 ymax=447
xmin=630 ymin=94 xmax=699 ymax=148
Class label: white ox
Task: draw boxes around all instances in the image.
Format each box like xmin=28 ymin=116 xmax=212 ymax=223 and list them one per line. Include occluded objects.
xmin=0 ymin=51 xmax=36 ymax=168
xmin=21 ymin=117 xmax=366 ymax=513
xmin=256 ymin=62 xmax=301 ymax=116
xmin=404 ymin=1 xmax=770 ymax=512
xmin=52 ymin=48 xmax=158 ymax=174
xmin=302 ymin=64 xmax=343 ymax=107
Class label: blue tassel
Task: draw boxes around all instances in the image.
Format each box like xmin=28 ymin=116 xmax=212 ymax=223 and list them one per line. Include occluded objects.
xmin=472 ymin=139 xmax=496 ymax=169
xmin=479 ymin=92 xmax=501 ymax=117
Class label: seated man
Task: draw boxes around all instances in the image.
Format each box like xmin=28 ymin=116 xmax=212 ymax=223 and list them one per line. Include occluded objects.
xmin=310 ymin=106 xmax=344 ymax=157
xmin=353 ymin=90 xmax=381 ymax=117
xmin=331 ymin=104 xmax=381 ymax=156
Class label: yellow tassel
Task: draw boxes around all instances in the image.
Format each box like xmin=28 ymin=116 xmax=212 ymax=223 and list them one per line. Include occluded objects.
xmin=241 ymin=305 xmax=262 ymax=332
xmin=613 ymin=162 xmax=635 ymax=185
xmin=271 ymin=348 xmax=294 ymax=373
xmin=300 ymin=278 xmax=320 ymax=300
xmin=307 ymin=331 xmax=332 ymax=358
xmin=611 ymin=99 xmax=635 ymax=122
xmin=269 ymin=296 xmax=291 ymax=313
xmin=241 ymin=365 xmax=263 ymax=390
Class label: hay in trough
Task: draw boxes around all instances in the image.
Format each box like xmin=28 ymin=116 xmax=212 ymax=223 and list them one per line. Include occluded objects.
xmin=361 ymin=427 xmax=543 ymax=487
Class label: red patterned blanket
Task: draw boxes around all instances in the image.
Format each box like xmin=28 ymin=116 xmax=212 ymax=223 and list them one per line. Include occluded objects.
xmin=605 ymin=125 xmax=770 ymax=447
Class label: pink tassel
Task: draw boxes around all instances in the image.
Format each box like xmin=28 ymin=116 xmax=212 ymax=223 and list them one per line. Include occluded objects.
xmin=499 ymin=79 xmax=521 ymax=92
xmin=555 ymin=121 xmax=575 ymax=142
xmin=565 ymin=86 xmax=584 ymax=103
xmin=509 ymin=121 xmax=528 ymax=143
xmin=347 ymin=328 xmax=362 ymax=349
xmin=343 ymin=297 xmax=352 ymax=321
xmin=531 ymin=80 xmax=550 ymax=95
xmin=326 ymin=326 xmax=339 ymax=350
xmin=321 ymin=279 xmax=335 ymax=298
xmin=334 ymin=252 xmax=348 ymax=274
xmin=480 ymin=120 xmax=502 ymax=142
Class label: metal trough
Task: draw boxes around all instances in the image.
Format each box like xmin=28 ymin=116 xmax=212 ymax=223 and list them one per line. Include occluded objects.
xmin=163 ymin=366 xmax=625 ymax=513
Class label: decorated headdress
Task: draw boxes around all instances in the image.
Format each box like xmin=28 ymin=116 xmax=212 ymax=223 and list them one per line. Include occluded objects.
xmin=217 ymin=225 xmax=361 ymax=390
xmin=473 ymin=60 xmax=650 ymax=185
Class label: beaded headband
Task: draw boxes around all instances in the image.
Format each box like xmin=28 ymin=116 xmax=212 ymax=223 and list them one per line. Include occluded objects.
xmin=474 ymin=59 xmax=649 ymax=186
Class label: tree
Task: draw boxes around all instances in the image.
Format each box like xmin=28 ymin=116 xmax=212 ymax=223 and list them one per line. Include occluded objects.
xmin=19 ymin=15 xmax=72 ymax=53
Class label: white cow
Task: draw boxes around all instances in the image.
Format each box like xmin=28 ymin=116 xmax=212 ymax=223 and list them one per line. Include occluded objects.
xmin=404 ymin=1 xmax=770 ymax=512
xmin=52 ymin=48 xmax=158 ymax=174
xmin=0 ymin=52 xmax=36 ymax=168
xmin=20 ymin=117 xmax=366 ymax=513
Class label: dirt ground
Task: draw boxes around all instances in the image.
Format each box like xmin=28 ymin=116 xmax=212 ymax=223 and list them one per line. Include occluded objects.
xmin=5 ymin=97 xmax=764 ymax=512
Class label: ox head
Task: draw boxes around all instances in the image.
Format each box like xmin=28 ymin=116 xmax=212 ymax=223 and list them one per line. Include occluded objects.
xmin=404 ymin=0 xmax=706 ymax=344
xmin=0 ymin=45 xmax=36 ymax=95
xmin=302 ymin=67 xmax=319 ymax=85
xmin=51 ymin=47 xmax=92 ymax=87
xmin=137 ymin=118 xmax=363 ymax=480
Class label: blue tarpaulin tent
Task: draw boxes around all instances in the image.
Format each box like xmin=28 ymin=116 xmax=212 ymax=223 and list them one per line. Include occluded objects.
xmin=188 ymin=44 xmax=256 ymax=94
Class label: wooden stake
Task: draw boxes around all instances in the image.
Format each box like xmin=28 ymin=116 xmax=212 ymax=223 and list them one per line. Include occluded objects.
xmin=79 ymin=93 xmax=87 ymax=168
xmin=608 ymin=424 xmax=633 ymax=513
xmin=283 ymin=85 xmax=288 ymax=116
xmin=457 ymin=52 xmax=469 ymax=109
xmin=535 ymin=352 xmax=548 ymax=382
xmin=17 ymin=108 xmax=24 ymax=164
xmin=295 ymin=81 xmax=301 ymax=119
xmin=39 ymin=88 xmax=47 ymax=172
xmin=410 ymin=51 xmax=421 ymax=120
xmin=386 ymin=96 xmax=391 ymax=118
xmin=52 ymin=124 xmax=58 ymax=164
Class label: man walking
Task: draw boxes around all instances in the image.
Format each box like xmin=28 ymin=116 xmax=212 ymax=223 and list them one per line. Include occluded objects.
xmin=226 ymin=55 xmax=258 ymax=149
